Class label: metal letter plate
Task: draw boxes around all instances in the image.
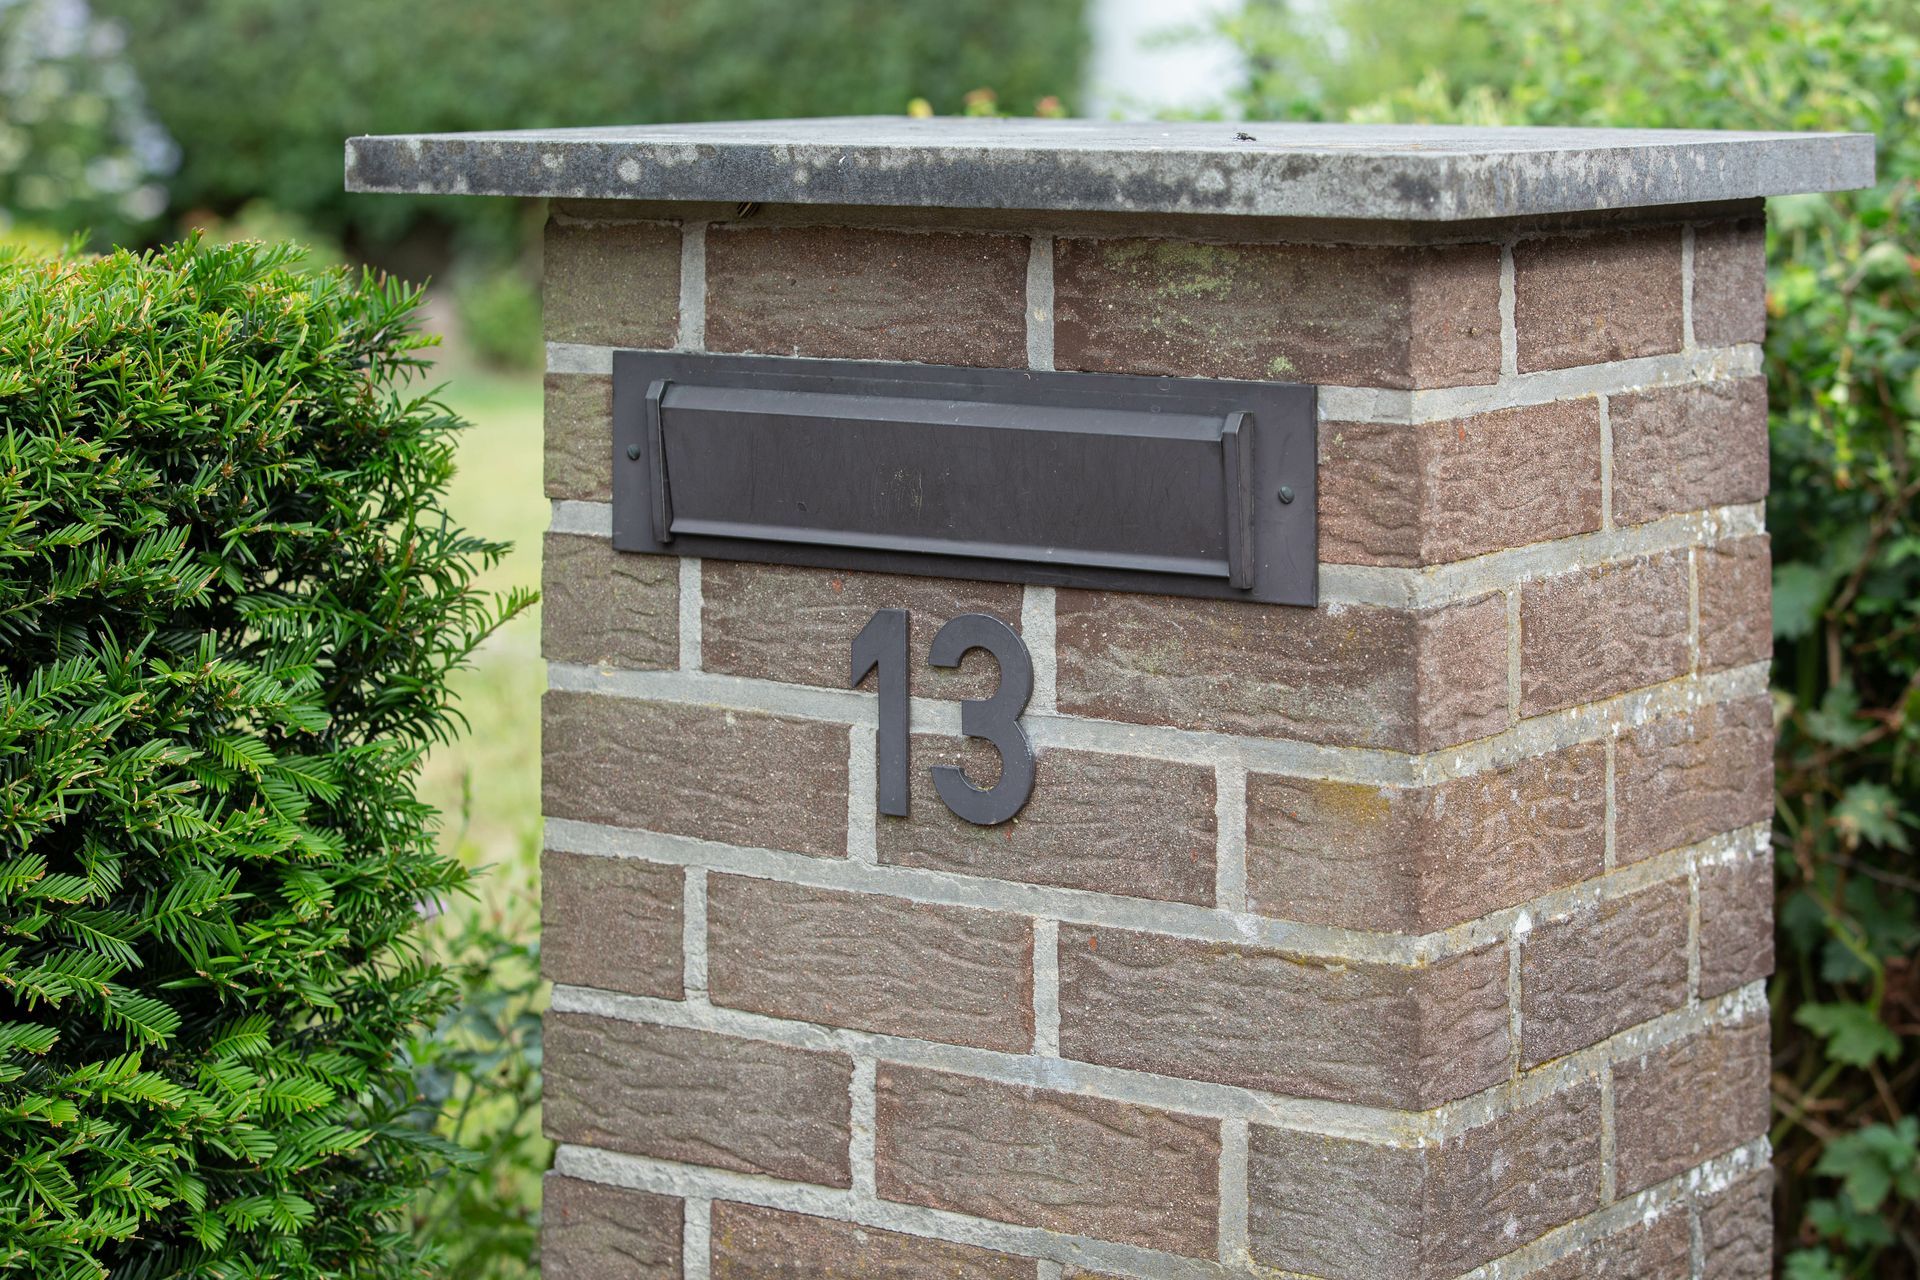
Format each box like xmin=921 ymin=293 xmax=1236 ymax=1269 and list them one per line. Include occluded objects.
xmin=611 ymin=352 xmax=1317 ymax=605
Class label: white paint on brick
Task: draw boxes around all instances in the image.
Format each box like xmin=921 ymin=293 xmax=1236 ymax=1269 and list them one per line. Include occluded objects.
xmin=543 ymin=655 xmax=1771 ymax=790
xmin=1681 ymin=225 xmax=1698 ymax=352
xmin=1317 ymin=344 xmax=1762 ymax=425
xmin=683 ymin=1197 xmax=712 ymax=1280
xmin=554 ymin=1142 xmax=1231 ymax=1280
xmin=678 ymin=221 xmax=708 ymax=351
xmin=850 ymin=1058 xmax=878 ymax=1199
xmin=1026 ymin=236 xmax=1055 ymax=371
xmin=847 ymin=724 xmax=878 ymax=864
xmin=1022 ymin=586 xmax=1058 ymax=714
xmin=1032 ymin=919 xmax=1060 ymax=1056
xmin=1499 ymin=243 xmax=1519 ymax=378
xmin=1218 ymin=1117 xmax=1250 ymax=1266
xmin=683 ymin=868 xmax=710 ymax=1000
xmin=546 ymin=341 xmax=614 ymax=375
xmin=549 ymin=978 xmax=1767 ymax=1146
xmin=1213 ymin=763 xmax=1248 ymax=913
xmin=549 ymin=499 xmax=614 ymax=537
xmin=679 ymin=557 xmax=703 ymax=671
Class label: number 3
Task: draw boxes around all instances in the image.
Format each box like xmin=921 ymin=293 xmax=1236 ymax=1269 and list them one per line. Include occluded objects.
xmin=849 ymin=610 xmax=1036 ymax=826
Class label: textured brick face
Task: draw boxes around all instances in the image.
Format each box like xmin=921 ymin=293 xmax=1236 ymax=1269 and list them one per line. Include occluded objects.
xmin=545 ymin=374 xmax=612 ymax=501
xmin=544 ymin=1014 xmax=852 ymax=1186
xmin=701 ymin=562 xmax=1023 ymax=699
xmin=1053 ymin=237 xmax=1501 ymax=388
xmin=1616 ymin=695 xmax=1776 ymax=862
xmin=1519 ymin=879 xmax=1690 ymax=1066
xmin=1609 ymin=378 xmax=1770 ymax=526
xmin=1699 ymin=535 xmax=1773 ymax=672
xmin=1248 ymin=1084 xmax=1602 ymax=1280
xmin=1319 ymin=400 xmax=1604 ymax=566
xmin=879 ymin=736 xmax=1217 ymax=905
xmin=1700 ymin=1169 xmax=1775 ymax=1280
xmin=874 ymin=1065 xmax=1220 ymax=1256
xmin=543 ymin=533 xmax=678 ymax=670
xmin=709 ymin=1203 xmax=1036 ymax=1279
xmin=1693 ymin=217 xmax=1769 ymax=347
xmin=1055 ymin=591 xmax=1509 ymax=750
xmin=544 ymin=218 xmax=680 ymax=348
xmin=706 ymin=874 xmax=1033 ymax=1051
xmin=1057 ymin=923 xmax=1510 ymax=1108
xmin=706 ymin=225 xmax=1028 ymax=367
xmin=541 ymin=851 xmax=683 ymax=999
xmin=1700 ymin=850 xmax=1776 ymax=998
xmin=1533 ymin=1210 xmax=1692 ymax=1280
xmin=1247 ymin=742 xmax=1607 ymax=932
xmin=1613 ymin=1017 xmax=1771 ymax=1195
xmin=1514 ymin=228 xmax=1684 ymax=371
xmin=544 ymin=692 xmax=850 ymax=858
xmin=541 ymin=1174 xmax=682 ymax=1280
xmin=1519 ymin=552 xmax=1690 ymax=715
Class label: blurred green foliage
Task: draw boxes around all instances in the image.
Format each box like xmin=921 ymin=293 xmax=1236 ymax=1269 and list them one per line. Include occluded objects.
xmin=1221 ymin=0 xmax=1920 ymax=1272
xmin=89 ymin=0 xmax=1087 ymax=255
xmin=0 ymin=0 xmax=174 ymax=244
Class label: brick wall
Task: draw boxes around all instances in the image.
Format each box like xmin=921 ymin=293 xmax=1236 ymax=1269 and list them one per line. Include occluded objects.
xmin=537 ymin=202 xmax=1775 ymax=1279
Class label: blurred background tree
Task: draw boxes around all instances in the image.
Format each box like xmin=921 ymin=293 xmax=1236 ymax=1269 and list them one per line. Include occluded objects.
xmin=1210 ymin=2 xmax=1920 ymax=1275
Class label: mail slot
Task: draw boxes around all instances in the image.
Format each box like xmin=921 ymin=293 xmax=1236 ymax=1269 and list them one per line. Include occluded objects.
xmin=610 ymin=351 xmax=1318 ymax=604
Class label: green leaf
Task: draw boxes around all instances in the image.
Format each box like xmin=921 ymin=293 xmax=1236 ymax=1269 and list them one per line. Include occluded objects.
xmin=1796 ymin=1001 xmax=1903 ymax=1068
xmin=1774 ymin=561 xmax=1833 ymax=639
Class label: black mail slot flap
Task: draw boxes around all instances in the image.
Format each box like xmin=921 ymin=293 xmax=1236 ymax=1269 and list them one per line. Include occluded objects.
xmin=611 ymin=352 xmax=1317 ymax=605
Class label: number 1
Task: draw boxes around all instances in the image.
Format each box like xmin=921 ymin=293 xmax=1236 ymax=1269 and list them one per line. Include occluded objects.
xmin=849 ymin=607 xmax=909 ymax=816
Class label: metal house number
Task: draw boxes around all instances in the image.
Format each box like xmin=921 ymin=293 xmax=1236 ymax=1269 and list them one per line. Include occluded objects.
xmin=850 ymin=609 xmax=1035 ymax=826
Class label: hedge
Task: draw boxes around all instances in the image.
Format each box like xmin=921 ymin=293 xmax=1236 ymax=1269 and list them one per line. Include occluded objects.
xmin=0 ymin=238 xmax=529 ymax=1278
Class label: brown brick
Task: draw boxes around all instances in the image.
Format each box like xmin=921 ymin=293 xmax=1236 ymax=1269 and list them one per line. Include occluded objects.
xmin=706 ymin=875 xmax=1033 ymax=1051
xmin=875 ymin=1065 xmax=1219 ymax=1256
xmin=543 ymin=534 xmax=678 ymax=669
xmin=546 ymin=373 xmax=613 ymax=501
xmin=701 ymin=562 xmax=1022 ymax=700
xmin=1055 ymin=591 xmax=1509 ymax=750
xmin=1533 ymin=1209 xmax=1691 ymax=1280
xmin=1616 ymin=696 xmax=1775 ymax=863
xmin=1057 ymin=924 xmax=1509 ymax=1108
xmin=1053 ymin=237 xmax=1501 ymax=389
xmin=1700 ymin=850 xmax=1776 ymax=998
xmin=1514 ymin=228 xmax=1684 ymax=371
xmin=1520 ymin=880 xmax=1690 ymax=1066
xmin=545 ymin=218 xmax=680 ymax=347
xmin=1613 ymin=1017 xmax=1770 ymax=1195
xmin=1320 ymin=400 xmax=1603 ymax=566
xmin=710 ymin=1202 xmax=1035 ymax=1278
xmin=545 ymin=1013 xmax=852 ymax=1186
xmin=1519 ymin=552 xmax=1689 ymax=715
xmin=543 ymin=692 xmax=849 ymax=858
xmin=1693 ymin=218 xmax=1768 ymax=348
xmin=541 ymin=851 xmax=683 ymax=998
xmin=706 ymin=225 xmax=1027 ymax=367
xmin=1700 ymin=1168 xmax=1774 ymax=1280
xmin=1248 ymin=1084 xmax=1602 ymax=1279
xmin=1700 ymin=535 xmax=1772 ymax=672
xmin=1247 ymin=742 xmax=1606 ymax=932
xmin=541 ymin=1174 xmax=682 ymax=1279
xmin=878 ymin=737 xmax=1216 ymax=905
xmin=1609 ymin=378 xmax=1769 ymax=525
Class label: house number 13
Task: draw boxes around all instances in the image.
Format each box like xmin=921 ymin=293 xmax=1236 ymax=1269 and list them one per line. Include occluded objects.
xmin=849 ymin=609 xmax=1035 ymax=826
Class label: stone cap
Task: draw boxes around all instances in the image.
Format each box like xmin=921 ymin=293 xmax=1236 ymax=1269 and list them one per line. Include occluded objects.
xmin=344 ymin=117 xmax=1873 ymax=222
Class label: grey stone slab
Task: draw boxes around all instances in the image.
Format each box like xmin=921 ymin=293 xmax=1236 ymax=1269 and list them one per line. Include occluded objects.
xmin=345 ymin=117 xmax=1873 ymax=221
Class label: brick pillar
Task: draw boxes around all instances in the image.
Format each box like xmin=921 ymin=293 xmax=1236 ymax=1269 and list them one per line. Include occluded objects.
xmin=346 ymin=122 xmax=1873 ymax=1279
